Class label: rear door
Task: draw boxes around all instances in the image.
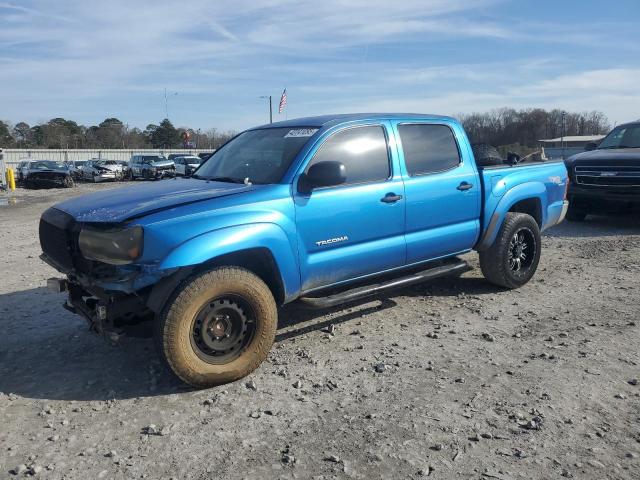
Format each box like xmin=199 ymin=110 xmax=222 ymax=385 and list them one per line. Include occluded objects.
xmin=392 ymin=121 xmax=481 ymax=264
xmin=175 ymin=157 xmax=184 ymax=175
xmin=294 ymin=123 xmax=406 ymax=292
xmin=131 ymin=156 xmax=141 ymax=177
xmin=83 ymin=161 xmax=93 ymax=179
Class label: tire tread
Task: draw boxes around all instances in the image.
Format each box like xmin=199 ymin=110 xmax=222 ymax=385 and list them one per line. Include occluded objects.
xmin=479 ymin=212 xmax=541 ymax=289
xmin=154 ymin=266 xmax=277 ymax=388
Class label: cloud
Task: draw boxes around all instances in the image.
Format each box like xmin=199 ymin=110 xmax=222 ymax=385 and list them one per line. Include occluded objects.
xmin=0 ymin=1 xmax=638 ymax=130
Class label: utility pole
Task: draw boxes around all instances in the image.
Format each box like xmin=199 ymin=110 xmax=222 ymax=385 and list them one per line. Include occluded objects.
xmin=260 ymin=95 xmax=273 ymax=124
xmin=164 ymin=88 xmax=168 ymax=119
xmin=164 ymin=88 xmax=178 ymax=120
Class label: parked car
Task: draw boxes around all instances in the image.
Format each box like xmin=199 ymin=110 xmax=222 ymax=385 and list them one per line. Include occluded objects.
xmin=129 ymin=154 xmax=175 ymax=180
xmin=198 ymin=152 xmax=215 ymax=162
xmin=80 ymin=159 xmax=123 ymax=182
xmin=41 ymin=113 xmax=568 ymax=388
xmin=116 ymin=160 xmax=131 ymax=179
xmin=67 ymin=160 xmax=88 ymax=180
xmin=23 ymin=160 xmax=74 ymax=188
xmin=173 ymin=155 xmax=204 ymax=176
xmin=16 ymin=159 xmax=35 ymax=183
xmin=167 ymin=153 xmax=191 ymax=161
xmin=564 ymin=120 xmax=640 ymax=221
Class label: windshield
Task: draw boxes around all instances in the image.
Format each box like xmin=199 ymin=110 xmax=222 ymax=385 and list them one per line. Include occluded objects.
xmin=31 ymin=161 xmax=66 ymax=169
xmin=183 ymin=157 xmax=202 ymax=164
xmin=96 ymin=160 xmax=117 ymax=165
xmin=195 ymin=127 xmax=318 ymax=183
xmin=598 ymin=124 xmax=640 ymax=149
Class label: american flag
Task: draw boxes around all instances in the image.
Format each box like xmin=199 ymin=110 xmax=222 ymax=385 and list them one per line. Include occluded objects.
xmin=278 ymin=88 xmax=287 ymax=114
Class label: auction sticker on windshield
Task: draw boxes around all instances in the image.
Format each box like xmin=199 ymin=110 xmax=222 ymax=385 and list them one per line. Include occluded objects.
xmin=284 ymin=128 xmax=318 ymax=138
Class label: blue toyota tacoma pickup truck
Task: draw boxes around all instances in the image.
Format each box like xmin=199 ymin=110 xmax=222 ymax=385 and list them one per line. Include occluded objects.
xmin=40 ymin=114 xmax=568 ymax=387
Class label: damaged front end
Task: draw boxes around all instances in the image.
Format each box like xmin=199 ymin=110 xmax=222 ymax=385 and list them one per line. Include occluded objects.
xmin=46 ymin=277 xmax=151 ymax=337
xmin=39 ymin=207 xmax=174 ymax=337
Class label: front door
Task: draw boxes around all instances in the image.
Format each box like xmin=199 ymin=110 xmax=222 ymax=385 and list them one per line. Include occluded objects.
xmin=294 ymin=123 xmax=406 ymax=292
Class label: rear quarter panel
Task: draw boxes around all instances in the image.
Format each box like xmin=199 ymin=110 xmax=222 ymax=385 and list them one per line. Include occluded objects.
xmin=476 ymin=161 xmax=567 ymax=250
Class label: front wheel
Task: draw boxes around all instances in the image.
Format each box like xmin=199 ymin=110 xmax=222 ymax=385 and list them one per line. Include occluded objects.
xmin=479 ymin=212 xmax=541 ymax=289
xmin=155 ymin=267 xmax=277 ymax=388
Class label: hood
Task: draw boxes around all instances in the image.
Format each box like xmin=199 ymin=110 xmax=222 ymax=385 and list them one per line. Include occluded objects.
xmin=151 ymin=160 xmax=174 ymax=167
xmin=95 ymin=164 xmax=121 ymax=172
xmin=30 ymin=167 xmax=68 ymax=173
xmin=28 ymin=162 xmax=68 ymax=172
xmin=54 ymin=178 xmax=255 ymax=223
xmin=567 ymin=148 xmax=640 ymax=165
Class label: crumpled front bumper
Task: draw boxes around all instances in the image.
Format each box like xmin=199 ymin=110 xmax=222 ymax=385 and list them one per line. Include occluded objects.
xmin=47 ymin=277 xmax=151 ymax=337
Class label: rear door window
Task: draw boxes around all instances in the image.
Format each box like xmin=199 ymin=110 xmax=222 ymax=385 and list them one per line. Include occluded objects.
xmin=398 ymin=124 xmax=461 ymax=176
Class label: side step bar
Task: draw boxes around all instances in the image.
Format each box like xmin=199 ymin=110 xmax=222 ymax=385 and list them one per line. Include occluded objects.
xmin=298 ymin=258 xmax=471 ymax=309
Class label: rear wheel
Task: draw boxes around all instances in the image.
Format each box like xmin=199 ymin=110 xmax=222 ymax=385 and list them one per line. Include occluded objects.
xmin=155 ymin=267 xmax=277 ymax=388
xmin=480 ymin=212 xmax=541 ymax=289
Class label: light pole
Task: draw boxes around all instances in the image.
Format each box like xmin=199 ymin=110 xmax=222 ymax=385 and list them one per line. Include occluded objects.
xmin=164 ymin=88 xmax=178 ymax=120
xmin=260 ymin=95 xmax=273 ymax=124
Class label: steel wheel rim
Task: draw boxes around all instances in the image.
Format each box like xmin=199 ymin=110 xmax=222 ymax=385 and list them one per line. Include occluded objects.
xmin=190 ymin=295 xmax=256 ymax=364
xmin=508 ymin=227 xmax=536 ymax=274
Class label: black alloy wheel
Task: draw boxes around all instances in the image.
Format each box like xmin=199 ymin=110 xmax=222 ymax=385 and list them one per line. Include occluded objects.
xmin=507 ymin=227 xmax=536 ymax=274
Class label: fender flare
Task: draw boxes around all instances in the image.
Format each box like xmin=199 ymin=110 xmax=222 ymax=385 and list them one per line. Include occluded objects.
xmin=158 ymin=222 xmax=300 ymax=301
xmin=476 ymin=182 xmax=546 ymax=251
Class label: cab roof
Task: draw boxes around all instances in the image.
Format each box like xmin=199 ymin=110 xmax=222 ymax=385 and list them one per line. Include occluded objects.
xmin=252 ymin=113 xmax=455 ymax=130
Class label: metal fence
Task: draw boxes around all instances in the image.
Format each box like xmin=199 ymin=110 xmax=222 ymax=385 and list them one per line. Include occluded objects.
xmin=2 ymin=148 xmax=214 ymax=168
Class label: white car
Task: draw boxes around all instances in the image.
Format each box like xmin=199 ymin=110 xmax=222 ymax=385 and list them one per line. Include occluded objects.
xmin=174 ymin=155 xmax=204 ymax=176
xmin=80 ymin=159 xmax=124 ymax=182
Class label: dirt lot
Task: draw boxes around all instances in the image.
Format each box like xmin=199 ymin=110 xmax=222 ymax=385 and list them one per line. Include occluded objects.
xmin=0 ymin=183 xmax=639 ymax=480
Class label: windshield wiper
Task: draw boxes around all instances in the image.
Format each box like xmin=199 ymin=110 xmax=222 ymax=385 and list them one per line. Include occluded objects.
xmin=206 ymin=176 xmax=246 ymax=184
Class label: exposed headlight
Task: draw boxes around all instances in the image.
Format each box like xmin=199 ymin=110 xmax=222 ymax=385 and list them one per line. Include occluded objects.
xmin=79 ymin=226 xmax=143 ymax=265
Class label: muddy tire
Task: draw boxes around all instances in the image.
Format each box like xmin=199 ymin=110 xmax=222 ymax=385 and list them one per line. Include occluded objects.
xmin=479 ymin=212 xmax=541 ymax=289
xmin=154 ymin=267 xmax=277 ymax=388
xmin=63 ymin=175 xmax=74 ymax=188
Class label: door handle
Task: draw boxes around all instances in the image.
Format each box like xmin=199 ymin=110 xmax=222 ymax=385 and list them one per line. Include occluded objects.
xmin=457 ymin=182 xmax=473 ymax=191
xmin=381 ymin=193 xmax=403 ymax=203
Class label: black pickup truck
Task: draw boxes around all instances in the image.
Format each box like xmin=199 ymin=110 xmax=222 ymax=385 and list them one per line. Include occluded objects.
xmin=565 ymin=121 xmax=640 ymax=221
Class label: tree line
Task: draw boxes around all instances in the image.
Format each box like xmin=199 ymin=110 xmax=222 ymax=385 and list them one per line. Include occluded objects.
xmin=0 ymin=108 xmax=611 ymax=151
xmin=0 ymin=117 xmax=236 ymax=150
xmin=459 ymin=108 xmax=610 ymax=153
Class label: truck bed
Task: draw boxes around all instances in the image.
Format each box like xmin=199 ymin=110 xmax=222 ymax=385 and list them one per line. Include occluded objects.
xmin=476 ymin=160 xmax=568 ymax=250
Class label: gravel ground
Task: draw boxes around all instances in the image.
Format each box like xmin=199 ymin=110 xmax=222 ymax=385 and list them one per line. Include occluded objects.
xmin=1 ymin=183 xmax=639 ymax=480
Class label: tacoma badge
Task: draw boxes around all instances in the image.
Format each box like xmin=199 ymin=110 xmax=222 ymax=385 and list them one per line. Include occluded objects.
xmin=315 ymin=236 xmax=349 ymax=246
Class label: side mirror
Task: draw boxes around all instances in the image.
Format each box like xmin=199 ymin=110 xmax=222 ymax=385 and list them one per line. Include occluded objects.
xmin=585 ymin=142 xmax=598 ymax=151
xmin=299 ymin=161 xmax=346 ymax=193
xmin=506 ymin=152 xmax=521 ymax=165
